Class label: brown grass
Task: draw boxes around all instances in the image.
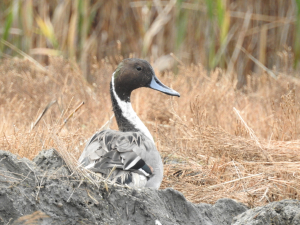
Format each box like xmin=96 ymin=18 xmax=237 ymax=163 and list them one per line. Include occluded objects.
xmin=1 ymin=0 xmax=300 ymax=86
xmin=1 ymin=57 xmax=300 ymax=207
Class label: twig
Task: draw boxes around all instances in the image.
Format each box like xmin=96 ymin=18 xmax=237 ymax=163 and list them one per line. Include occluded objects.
xmin=98 ymin=115 xmax=114 ymax=131
xmin=239 ymin=46 xmax=277 ymax=79
xmin=36 ymin=171 xmax=47 ymax=201
xmin=170 ymin=52 xmax=184 ymax=66
xmin=23 ymin=161 xmax=40 ymax=190
xmin=86 ymin=188 xmax=99 ymax=205
xmin=5 ymin=218 xmax=13 ymax=225
xmin=226 ymin=9 xmax=252 ymax=77
xmin=103 ymin=166 xmax=116 ymax=192
xmin=59 ymin=101 xmax=84 ymax=132
xmin=258 ymin=187 xmax=270 ymax=202
xmin=207 ymin=173 xmax=263 ymax=189
xmin=232 ymin=161 xmax=246 ymax=193
xmin=142 ymin=0 xmax=176 ymax=54
xmin=30 ymin=100 xmax=57 ymax=131
xmin=233 ymin=107 xmax=273 ymax=162
xmin=67 ymin=179 xmax=83 ymax=202
xmin=1 ymin=39 xmax=47 ymax=72
xmin=0 ymin=173 xmax=22 ymax=181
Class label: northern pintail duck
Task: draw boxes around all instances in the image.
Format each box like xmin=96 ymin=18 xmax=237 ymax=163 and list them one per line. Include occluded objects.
xmin=78 ymin=58 xmax=180 ymax=189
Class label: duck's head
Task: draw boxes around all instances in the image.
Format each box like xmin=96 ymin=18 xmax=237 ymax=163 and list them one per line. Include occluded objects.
xmin=112 ymin=58 xmax=180 ymax=102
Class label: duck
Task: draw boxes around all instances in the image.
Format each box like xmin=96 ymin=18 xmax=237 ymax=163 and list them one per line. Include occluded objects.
xmin=78 ymin=58 xmax=180 ymax=189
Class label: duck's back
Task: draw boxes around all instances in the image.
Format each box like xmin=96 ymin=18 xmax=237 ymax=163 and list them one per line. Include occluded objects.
xmin=78 ymin=129 xmax=163 ymax=189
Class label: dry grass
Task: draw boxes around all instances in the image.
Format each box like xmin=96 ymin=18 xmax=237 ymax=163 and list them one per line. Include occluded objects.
xmin=1 ymin=57 xmax=300 ymax=207
xmin=1 ymin=0 xmax=300 ymax=86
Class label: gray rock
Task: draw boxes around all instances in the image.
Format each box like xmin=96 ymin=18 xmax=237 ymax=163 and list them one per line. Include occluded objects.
xmin=233 ymin=199 xmax=300 ymax=225
xmin=0 ymin=149 xmax=298 ymax=225
xmin=196 ymin=199 xmax=249 ymax=225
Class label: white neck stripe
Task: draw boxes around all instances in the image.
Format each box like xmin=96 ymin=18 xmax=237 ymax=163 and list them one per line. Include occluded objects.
xmin=111 ymin=73 xmax=154 ymax=143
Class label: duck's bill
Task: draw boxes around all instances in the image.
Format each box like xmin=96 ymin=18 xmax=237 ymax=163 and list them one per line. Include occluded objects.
xmin=148 ymin=76 xmax=180 ymax=97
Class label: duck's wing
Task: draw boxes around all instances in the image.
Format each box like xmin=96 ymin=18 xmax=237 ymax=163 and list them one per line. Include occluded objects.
xmin=78 ymin=130 xmax=153 ymax=185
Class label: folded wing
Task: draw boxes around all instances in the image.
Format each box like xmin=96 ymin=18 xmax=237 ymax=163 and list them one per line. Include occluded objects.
xmin=78 ymin=130 xmax=153 ymax=187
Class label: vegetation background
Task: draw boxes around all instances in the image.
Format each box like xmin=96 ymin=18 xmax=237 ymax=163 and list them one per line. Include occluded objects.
xmin=1 ymin=0 xmax=300 ymax=207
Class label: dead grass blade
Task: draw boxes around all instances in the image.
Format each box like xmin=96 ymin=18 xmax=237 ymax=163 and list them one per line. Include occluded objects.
xmin=30 ymin=100 xmax=57 ymax=131
xmin=59 ymin=101 xmax=85 ymax=132
xmin=0 ymin=39 xmax=47 ymax=72
xmin=240 ymin=46 xmax=277 ymax=79
xmin=233 ymin=107 xmax=273 ymax=161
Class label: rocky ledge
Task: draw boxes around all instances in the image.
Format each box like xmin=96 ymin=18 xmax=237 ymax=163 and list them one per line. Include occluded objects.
xmin=0 ymin=149 xmax=299 ymax=225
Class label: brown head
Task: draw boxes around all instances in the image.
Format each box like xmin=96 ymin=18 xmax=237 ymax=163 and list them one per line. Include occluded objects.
xmin=112 ymin=58 xmax=180 ymax=102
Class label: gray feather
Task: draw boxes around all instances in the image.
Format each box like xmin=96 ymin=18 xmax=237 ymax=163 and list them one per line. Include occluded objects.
xmin=78 ymin=129 xmax=163 ymax=189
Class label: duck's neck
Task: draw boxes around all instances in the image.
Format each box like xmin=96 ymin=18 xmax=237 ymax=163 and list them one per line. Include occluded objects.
xmin=110 ymin=73 xmax=154 ymax=143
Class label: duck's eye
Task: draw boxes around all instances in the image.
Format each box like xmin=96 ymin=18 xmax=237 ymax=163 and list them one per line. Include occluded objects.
xmin=136 ymin=66 xmax=142 ymax=71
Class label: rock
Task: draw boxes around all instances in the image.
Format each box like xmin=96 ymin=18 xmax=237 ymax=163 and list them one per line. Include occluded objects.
xmin=0 ymin=149 xmax=298 ymax=225
xmin=33 ymin=148 xmax=71 ymax=176
xmin=196 ymin=199 xmax=249 ymax=225
xmin=233 ymin=199 xmax=300 ymax=225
